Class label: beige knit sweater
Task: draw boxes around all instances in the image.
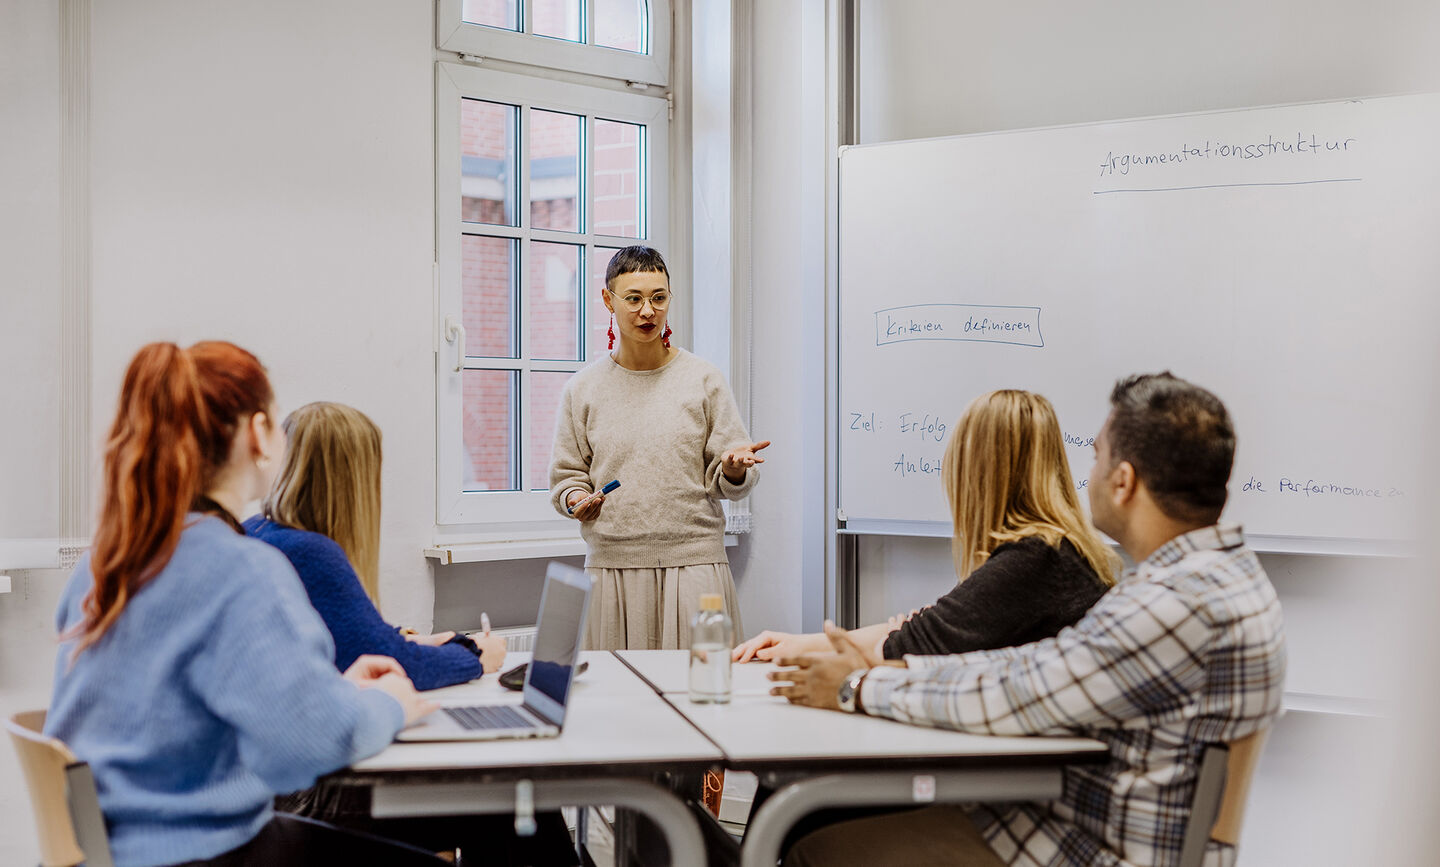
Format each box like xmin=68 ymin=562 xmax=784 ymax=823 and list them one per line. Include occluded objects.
xmin=549 ymin=349 xmax=759 ymax=568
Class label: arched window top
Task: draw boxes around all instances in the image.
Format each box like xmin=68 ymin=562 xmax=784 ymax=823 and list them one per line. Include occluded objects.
xmin=440 ymin=0 xmax=669 ymax=88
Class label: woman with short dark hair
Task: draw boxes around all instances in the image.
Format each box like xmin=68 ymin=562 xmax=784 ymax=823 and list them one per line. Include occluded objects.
xmin=549 ymin=245 xmax=771 ymax=650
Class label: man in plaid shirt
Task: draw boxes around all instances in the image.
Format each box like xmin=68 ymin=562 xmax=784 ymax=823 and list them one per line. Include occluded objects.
xmin=775 ymin=373 xmax=1286 ymax=867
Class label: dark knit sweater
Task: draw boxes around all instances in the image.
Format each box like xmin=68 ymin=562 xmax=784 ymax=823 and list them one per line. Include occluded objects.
xmin=244 ymin=517 xmax=480 ymax=690
xmin=882 ymin=535 xmax=1109 ymax=659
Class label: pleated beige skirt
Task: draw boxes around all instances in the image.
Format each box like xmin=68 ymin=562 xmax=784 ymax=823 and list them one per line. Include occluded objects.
xmin=583 ymin=562 xmax=745 ymax=651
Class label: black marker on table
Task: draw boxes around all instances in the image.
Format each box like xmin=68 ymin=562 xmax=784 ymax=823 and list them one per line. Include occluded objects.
xmin=567 ymin=479 xmax=620 ymax=514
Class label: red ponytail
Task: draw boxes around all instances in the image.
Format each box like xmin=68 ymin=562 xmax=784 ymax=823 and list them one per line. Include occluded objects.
xmin=75 ymin=341 xmax=273 ymax=652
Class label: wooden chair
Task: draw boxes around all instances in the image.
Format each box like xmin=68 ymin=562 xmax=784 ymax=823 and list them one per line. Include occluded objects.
xmin=1178 ymin=728 xmax=1269 ymax=867
xmin=5 ymin=710 xmax=114 ymax=867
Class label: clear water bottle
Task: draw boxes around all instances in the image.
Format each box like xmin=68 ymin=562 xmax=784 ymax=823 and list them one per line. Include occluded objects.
xmin=688 ymin=593 xmax=733 ymax=704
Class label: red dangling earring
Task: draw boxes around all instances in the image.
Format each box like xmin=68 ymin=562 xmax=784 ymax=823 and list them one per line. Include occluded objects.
xmin=662 ymin=324 xmax=672 ymax=348
xmin=607 ymin=317 xmax=615 ymax=350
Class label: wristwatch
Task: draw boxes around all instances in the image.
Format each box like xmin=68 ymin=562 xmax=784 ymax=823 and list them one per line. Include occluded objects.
xmin=837 ymin=669 xmax=868 ymax=713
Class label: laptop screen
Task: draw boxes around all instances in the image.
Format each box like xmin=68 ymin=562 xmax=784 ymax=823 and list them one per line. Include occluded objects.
xmin=522 ymin=563 xmax=591 ymax=726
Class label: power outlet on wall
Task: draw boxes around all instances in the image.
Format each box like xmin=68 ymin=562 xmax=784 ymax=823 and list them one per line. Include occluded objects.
xmin=0 ymin=574 xmax=11 ymax=594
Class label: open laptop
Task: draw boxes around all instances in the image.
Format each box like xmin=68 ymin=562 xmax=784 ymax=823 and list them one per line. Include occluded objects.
xmin=396 ymin=561 xmax=592 ymax=742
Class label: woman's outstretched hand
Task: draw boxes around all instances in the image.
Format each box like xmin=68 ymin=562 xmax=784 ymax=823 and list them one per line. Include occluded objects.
xmin=722 ymin=440 xmax=771 ymax=482
xmin=732 ymin=629 xmax=827 ymax=663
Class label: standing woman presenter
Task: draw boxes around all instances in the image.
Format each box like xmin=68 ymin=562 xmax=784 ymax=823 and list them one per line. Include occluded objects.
xmin=550 ymin=246 xmax=769 ymax=650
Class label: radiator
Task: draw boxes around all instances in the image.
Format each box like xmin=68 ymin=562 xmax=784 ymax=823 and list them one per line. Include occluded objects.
xmin=466 ymin=625 xmax=538 ymax=653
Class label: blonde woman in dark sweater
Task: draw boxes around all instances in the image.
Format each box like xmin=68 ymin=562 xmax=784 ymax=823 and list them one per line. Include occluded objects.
xmin=736 ymin=389 xmax=1119 ymax=664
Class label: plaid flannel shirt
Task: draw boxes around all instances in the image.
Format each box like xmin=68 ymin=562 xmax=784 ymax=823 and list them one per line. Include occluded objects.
xmin=860 ymin=523 xmax=1286 ymax=867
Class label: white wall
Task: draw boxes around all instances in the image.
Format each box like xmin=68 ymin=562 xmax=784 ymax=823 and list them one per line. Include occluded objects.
xmin=0 ymin=0 xmax=61 ymax=554
xmin=1 ymin=3 xmax=67 ymax=863
xmin=86 ymin=0 xmax=438 ymax=629
xmin=734 ymin=0 xmax=830 ymax=636
xmin=857 ymin=0 xmax=1440 ymax=143
xmin=0 ymin=2 xmax=436 ymax=862
xmin=847 ymin=1 xmax=1440 ymax=864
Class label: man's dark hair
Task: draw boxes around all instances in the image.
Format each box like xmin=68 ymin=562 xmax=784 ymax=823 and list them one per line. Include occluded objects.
xmin=605 ymin=245 xmax=668 ymax=288
xmin=1106 ymin=372 xmax=1235 ymax=525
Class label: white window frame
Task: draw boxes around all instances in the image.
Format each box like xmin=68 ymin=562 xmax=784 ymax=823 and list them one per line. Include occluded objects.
xmin=437 ymin=0 xmax=670 ymax=88
xmin=435 ymin=62 xmax=669 ymax=528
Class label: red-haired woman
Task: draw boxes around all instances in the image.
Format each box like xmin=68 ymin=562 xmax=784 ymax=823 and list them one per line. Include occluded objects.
xmin=44 ymin=342 xmax=446 ymax=867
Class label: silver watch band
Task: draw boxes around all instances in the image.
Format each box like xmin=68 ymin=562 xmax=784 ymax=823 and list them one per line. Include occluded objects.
xmin=839 ymin=668 xmax=868 ymax=713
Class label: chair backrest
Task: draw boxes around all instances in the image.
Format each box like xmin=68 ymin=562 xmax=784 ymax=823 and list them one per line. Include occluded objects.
xmin=1177 ymin=728 xmax=1270 ymax=867
xmin=5 ymin=710 xmax=114 ymax=867
xmin=1210 ymin=729 xmax=1268 ymax=846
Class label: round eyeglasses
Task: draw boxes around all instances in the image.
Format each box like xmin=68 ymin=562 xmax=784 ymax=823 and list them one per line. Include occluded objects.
xmin=608 ymin=289 xmax=670 ymax=312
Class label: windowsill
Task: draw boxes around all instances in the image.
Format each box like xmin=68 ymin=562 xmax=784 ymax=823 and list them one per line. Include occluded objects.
xmin=1282 ymin=692 xmax=1386 ymax=718
xmin=426 ymin=532 xmax=740 ymax=565
xmin=425 ymin=537 xmax=589 ymax=564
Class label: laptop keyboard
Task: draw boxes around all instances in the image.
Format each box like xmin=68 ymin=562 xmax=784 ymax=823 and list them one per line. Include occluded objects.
xmin=443 ymin=704 xmax=537 ymax=731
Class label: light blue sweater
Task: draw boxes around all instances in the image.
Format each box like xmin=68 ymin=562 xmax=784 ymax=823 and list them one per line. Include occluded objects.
xmin=46 ymin=516 xmax=405 ymax=867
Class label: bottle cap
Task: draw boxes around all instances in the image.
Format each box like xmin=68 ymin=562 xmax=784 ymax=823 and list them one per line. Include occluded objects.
xmin=699 ymin=593 xmax=724 ymax=611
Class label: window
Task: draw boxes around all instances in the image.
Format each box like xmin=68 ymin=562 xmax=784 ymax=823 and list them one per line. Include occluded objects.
xmin=436 ymin=64 xmax=668 ymax=526
xmin=438 ymin=0 xmax=669 ymax=87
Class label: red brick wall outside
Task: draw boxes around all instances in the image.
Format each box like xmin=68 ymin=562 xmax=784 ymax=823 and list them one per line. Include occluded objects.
xmin=533 ymin=0 xmax=580 ymax=42
xmin=530 ymin=109 xmax=580 ymax=231
xmin=589 ymin=247 xmax=620 ymax=359
xmin=527 ymin=371 xmax=574 ymax=489
xmin=595 ymin=0 xmax=643 ymax=51
xmin=459 ymin=0 xmax=644 ymax=52
xmin=530 ymin=241 xmax=580 ymax=362
xmin=461 ymin=0 xmax=518 ymax=30
xmin=461 ymin=99 xmax=514 ymax=225
xmin=461 ymin=235 xmax=514 ymax=359
xmin=594 ymin=119 xmax=641 ymax=237
xmin=462 ymin=369 xmax=515 ymax=490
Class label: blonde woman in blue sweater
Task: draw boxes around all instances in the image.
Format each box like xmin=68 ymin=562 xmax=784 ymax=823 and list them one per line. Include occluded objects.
xmin=46 ymin=342 xmax=443 ymax=867
xmin=243 ymin=402 xmax=577 ymax=862
xmin=246 ymin=401 xmax=506 ymax=688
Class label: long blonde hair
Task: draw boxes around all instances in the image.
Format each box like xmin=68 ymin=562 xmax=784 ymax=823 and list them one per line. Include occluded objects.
xmin=263 ymin=402 xmax=383 ymax=603
xmin=943 ymin=390 xmax=1119 ymax=586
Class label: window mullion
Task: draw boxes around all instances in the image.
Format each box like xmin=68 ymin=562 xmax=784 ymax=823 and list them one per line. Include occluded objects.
xmin=531 ymin=360 xmax=585 ymax=375
xmin=517 ymin=276 xmax=531 ymax=494
xmin=639 ymin=121 xmax=649 ymax=239
xmin=463 ymin=223 xmax=523 ymax=241
xmin=531 ymin=227 xmax=585 ymax=245
xmin=461 ymin=357 xmax=523 ymax=371
xmin=510 ymin=361 xmax=523 ymax=491
xmin=517 ymin=99 xmax=533 ymax=493
xmin=582 ymin=112 xmax=597 ymax=361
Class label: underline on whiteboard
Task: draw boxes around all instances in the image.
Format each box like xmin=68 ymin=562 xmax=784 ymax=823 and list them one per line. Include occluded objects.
xmin=1093 ymin=178 xmax=1363 ymax=194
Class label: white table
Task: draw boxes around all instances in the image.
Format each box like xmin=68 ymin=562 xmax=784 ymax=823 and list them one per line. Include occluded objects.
xmin=618 ymin=651 xmax=1108 ymax=867
xmin=341 ymin=649 xmax=1108 ymax=867
xmin=616 ymin=648 xmax=778 ymax=696
xmin=339 ymin=652 xmax=721 ymax=866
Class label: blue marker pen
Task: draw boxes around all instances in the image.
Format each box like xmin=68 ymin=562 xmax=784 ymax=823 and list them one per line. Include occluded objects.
xmin=568 ymin=479 xmax=620 ymax=514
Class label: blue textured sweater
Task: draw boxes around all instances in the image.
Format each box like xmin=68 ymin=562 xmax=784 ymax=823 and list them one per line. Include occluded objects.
xmin=244 ymin=517 xmax=481 ymax=690
xmin=46 ymin=516 xmax=405 ymax=867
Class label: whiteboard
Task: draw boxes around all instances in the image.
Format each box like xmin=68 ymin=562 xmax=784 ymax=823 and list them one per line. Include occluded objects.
xmin=838 ymin=94 xmax=1440 ymax=550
